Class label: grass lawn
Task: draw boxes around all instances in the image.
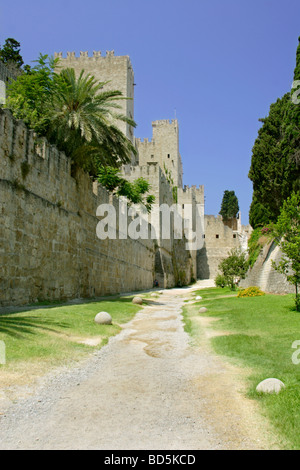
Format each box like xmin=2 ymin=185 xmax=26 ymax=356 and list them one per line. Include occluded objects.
xmin=183 ymin=287 xmax=300 ymax=450
xmin=0 ymin=296 xmax=142 ymax=388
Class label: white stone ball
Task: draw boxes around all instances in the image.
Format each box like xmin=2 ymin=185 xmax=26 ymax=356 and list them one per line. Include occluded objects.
xmin=132 ymin=296 xmax=143 ymax=305
xmin=256 ymin=378 xmax=285 ymax=394
xmin=94 ymin=312 xmax=112 ymax=325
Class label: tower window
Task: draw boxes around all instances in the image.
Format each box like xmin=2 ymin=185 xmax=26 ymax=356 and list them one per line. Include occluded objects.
xmin=167 ymin=154 xmax=170 ymax=158
xmin=216 ymin=234 xmax=219 ymax=239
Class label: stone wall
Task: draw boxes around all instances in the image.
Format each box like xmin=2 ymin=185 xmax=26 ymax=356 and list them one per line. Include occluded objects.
xmin=0 ymin=61 xmax=18 ymax=85
xmin=197 ymin=215 xmax=242 ymax=280
xmin=0 ymin=109 xmax=155 ymax=307
xmin=121 ymin=163 xmax=194 ymax=288
xmin=240 ymin=241 xmax=294 ymax=294
xmin=0 ymin=61 xmax=19 ymax=105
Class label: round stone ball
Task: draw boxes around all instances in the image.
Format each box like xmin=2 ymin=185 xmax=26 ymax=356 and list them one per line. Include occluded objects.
xmin=196 ymin=296 xmax=202 ymax=300
xmin=94 ymin=312 xmax=112 ymax=325
xmin=132 ymin=296 xmax=143 ymax=305
xmin=199 ymin=307 xmax=208 ymax=313
xmin=256 ymin=378 xmax=285 ymax=394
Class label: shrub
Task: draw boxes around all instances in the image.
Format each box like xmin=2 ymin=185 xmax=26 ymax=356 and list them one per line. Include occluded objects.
xmin=237 ymin=286 xmax=265 ymax=298
xmin=217 ymin=248 xmax=248 ymax=290
xmin=215 ymin=274 xmax=227 ymax=288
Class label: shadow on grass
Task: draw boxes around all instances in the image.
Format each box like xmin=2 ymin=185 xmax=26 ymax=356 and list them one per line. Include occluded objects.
xmin=0 ymin=295 xmax=138 ymax=316
xmin=0 ymin=315 xmax=70 ymax=339
xmin=0 ymin=295 xmax=143 ymax=339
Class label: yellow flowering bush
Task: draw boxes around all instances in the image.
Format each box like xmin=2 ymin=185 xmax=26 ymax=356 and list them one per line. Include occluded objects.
xmin=237 ymin=286 xmax=265 ymax=298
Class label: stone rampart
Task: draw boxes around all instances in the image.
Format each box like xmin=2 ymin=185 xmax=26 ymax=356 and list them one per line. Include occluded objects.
xmin=0 ymin=109 xmax=155 ymax=306
xmin=240 ymin=241 xmax=294 ymax=294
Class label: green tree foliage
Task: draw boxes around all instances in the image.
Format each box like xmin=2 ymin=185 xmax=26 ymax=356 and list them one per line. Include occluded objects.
xmin=6 ymin=54 xmax=137 ymax=173
xmin=272 ymin=191 xmax=300 ymax=311
xmin=219 ymin=190 xmax=239 ymax=220
xmin=249 ymin=38 xmax=300 ymax=228
xmin=97 ymin=166 xmax=155 ymax=212
xmin=46 ymin=67 xmax=136 ymax=172
xmin=0 ymin=38 xmax=24 ymax=70
xmin=215 ymin=273 xmax=226 ymax=288
xmin=285 ymin=37 xmax=300 ymax=179
xmin=6 ymin=54 xmax=60 ymax=133
xmin=216 ymin=248 xmax=248 ymax=290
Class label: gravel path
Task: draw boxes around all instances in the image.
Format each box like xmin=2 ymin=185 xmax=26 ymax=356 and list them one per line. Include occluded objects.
xmin=0 ymin=282 xmax=276 ymax=450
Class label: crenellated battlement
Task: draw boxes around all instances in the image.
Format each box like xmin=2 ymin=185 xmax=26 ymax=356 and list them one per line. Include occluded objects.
xmin=181 ymin=184 xmax=204 ymax=193
xmin=54 ymin=50 xmax=134 ymax=77
xmin=177 ymin=185 xmax=204 ymax=205
xmin=54 ymin=50 xmax=122 ymax=60
xmin=135 ymin=137 xmax=155 ymax=146
xmin=121 ymin=163 xmax=160 ymax=179
xmin=152 ymin=119 xmax=178 ymax=127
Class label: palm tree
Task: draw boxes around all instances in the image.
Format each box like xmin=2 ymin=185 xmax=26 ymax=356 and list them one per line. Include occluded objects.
xmin=46 ymin=68 xmax=137 ymax=173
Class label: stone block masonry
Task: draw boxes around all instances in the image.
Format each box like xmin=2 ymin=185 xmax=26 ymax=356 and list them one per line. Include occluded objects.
xmin=136 ymin=119 xmax=183 ymax=188
xmin=239 ymin=241 xmax=294 ymax=295
xmin=121 ymin=163 xmax=195 ymax=288
xmin=197 ymin=215 xmax=243 ymax=280
xmin=0 ymin=109 xmax=155 ymax=307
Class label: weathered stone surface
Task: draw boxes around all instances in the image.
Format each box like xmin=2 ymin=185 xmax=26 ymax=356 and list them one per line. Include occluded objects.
xmin=256 ymin=378 xmax=285 ymax=394
xmin=239 ymin=241 xmax=294 ymax=295
xmin=0 ymin=109 xmax=156 ymax=307
xmin=0 ymin=107 xmax=198 ymax=307
xmin=94 ymin=312 xmax=112 ymax=325
xmin=199 ymin=307 xmax=207 ymax=313
xmin=197 ymin=214 xmax=249 ymax=280
xmin=132 ymin=296 xmax=143 ymax=305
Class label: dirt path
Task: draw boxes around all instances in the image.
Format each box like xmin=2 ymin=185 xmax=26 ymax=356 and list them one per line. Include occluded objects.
xmin=0 ymin=282 xmax=277 ymax=450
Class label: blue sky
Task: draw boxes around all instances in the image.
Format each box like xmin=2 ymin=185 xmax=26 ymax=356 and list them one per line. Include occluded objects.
xmin=1 ymin=0 xmax=299 ymax=224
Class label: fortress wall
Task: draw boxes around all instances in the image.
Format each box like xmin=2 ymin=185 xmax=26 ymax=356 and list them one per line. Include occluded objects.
xmin=0 ymin=109 xmax=155 ymax=307
xmin=121 ymin=164 xmax=195 ymax=287
xmin=197 ymin=215 xmax=241 ymax=280
xmin=239 ymin=241 xmax=294 ymax=294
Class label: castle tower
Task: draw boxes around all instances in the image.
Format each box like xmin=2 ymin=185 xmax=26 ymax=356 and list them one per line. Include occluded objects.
xmin=0 ymin=62 xmax=19 ymax=105
xmin=54 ymin=50 xmax=135 ymax=146
xmin=136 ymin=119 xmax=183 ymax=188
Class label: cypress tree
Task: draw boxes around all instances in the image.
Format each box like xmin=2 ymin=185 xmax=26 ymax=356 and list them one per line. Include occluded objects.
xmin=0 ymin=38 xmax=24 ymax=69
xmin=219 ymin=190 xmax=239 ymax=220
xmin=248 ymin=37 xmax=300 ymax=228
